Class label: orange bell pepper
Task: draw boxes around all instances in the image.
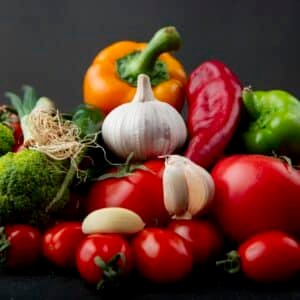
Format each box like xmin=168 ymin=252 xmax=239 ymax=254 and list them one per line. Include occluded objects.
xmin=83 ymin=27 xmax=187 ymax=114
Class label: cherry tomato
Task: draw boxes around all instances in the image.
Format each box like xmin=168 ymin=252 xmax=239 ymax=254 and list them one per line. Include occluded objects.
xmin=218 ymin=231 xmax=300 ymax=282
xmin=131 ymin=228 xmax=193 ymax=283
xmin=168 ymin=220 xmax=224 ymax=265
xmin=0 ymin=225 xmax=41 ymax=268
xmin=43 ymin=222 xmax=85 ymax=268
xmin=211 ymin=155 xmax=300 ymax=242
xmin=84 ymin=159 xmax=169 ymax=226
xmin=76 ymin=234 xmax=132 ymax=287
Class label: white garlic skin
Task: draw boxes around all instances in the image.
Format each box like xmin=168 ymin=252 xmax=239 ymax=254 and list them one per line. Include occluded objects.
xmin=101 ymin=74 xmax=187 ymax=160
xmin=163 ymin=155 xmax=215 ymax=219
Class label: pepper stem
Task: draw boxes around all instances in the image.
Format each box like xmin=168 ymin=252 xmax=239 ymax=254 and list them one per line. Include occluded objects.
xmin=129 ymin=26 xmax=181 ymax=76
xmin=242 ymin=87 xmax=260 ymax=119
xmin=117 ymin=26 xmax=181 ymax=86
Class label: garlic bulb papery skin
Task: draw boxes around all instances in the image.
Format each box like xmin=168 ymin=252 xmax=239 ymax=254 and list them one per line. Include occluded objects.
xmin=163 ymin=155 xmax=215 ymax=219
xmin=101 ymin=74 xmax=187 ymax=161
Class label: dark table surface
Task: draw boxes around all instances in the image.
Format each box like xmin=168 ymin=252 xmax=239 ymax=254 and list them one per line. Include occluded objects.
xmin=0 ymin=262 xmax=299 ymax=300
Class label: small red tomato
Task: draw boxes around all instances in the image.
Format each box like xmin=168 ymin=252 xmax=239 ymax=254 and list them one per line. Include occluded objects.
xmin=131 ymin=228 xmax=193 ymax=283
xmin=76 ymin=234 xmax=132 ymax=287
xmin=0 ymin=225 xmax=41 ymax=268
xmin=217 ymin=231 xmax=300 ymax=282
xmin=168 ymin=220 xmax=224 ymax=265
xmin=43 ymin=222 xmax=85 ymax=268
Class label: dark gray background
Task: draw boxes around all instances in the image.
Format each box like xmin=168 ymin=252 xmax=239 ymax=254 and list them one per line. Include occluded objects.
xmin=0 ymin=0 xmax=299 ymax=112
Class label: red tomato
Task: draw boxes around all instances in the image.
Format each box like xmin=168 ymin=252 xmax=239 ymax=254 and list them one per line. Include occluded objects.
xmin=1 ymin=225 xmax=41 ymax=268
xmin=234 ymin=231 xmax=300 ymax=282
xmin=131 ymin=228 xmax=193 ymax=283
xmin=168 ymin=220 xmax=224 ymax=264
xmin=211 ymin=155 xmax=300 ymax=242
xmin=76 ymin=234 xmax=132 ymax=286
xmin=43 ymin=222 xmax=85 ymax=268
xmin=11 ymin=121 xmax=23 ymax=151
xmin=84 ymin=159 xmax=169 ymax=226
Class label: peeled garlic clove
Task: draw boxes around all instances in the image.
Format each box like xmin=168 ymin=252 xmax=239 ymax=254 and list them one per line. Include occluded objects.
xmin=82 ymin=207 xmax=145 ymax=235
xmin=163 ymin=161 xmax=189 ymax=217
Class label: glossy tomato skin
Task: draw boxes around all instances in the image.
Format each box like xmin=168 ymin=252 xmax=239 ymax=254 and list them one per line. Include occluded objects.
xmin=43 ymin=222 xmax=85 ymax=268
xmin=4 ymin=225 xmax=41 ymax=268
xmin=76 ymin=234 xmax=132 ymax=285
xmin=238 ymin=231 xmax=300 ymax=282
xmin=131 ymin=228 xmax=193 ymax=283
xmin=211 ymin=155 xmax=300 ymax=242
xmin=84 ymin=160 xmax=169 ymax=226
xmin=168 ymin=220 xmax=224 ymax=265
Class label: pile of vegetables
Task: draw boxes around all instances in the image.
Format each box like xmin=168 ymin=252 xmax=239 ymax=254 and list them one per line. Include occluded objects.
xmin=0 ymin=26 xmax=300 ymax=291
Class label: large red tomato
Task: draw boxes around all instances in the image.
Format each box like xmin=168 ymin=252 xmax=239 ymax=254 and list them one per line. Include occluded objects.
xmin=211 ymin=154 xmax=300 ymax=243
xmin=84 ymin=159 xmax=169 ymax=226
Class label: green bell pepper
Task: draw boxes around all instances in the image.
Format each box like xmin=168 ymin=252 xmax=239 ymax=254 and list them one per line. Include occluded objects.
xmin=242 ymin=88 xmax=300 ymax=156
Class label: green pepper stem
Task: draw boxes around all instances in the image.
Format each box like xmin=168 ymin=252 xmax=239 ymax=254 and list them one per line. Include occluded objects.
xmin=125 ymin=26 xmax=181 ymax=77
xmin=242 ymin=88 xmax=260 ymax=119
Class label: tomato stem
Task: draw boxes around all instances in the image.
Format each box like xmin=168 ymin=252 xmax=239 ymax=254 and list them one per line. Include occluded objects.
xmin=216 ymin=250 xmax=241 ymax=274
xmin=95 ymin=152 xmax=154 ymax=181
xmin=94 ymin=252 xmax=126 ymax=290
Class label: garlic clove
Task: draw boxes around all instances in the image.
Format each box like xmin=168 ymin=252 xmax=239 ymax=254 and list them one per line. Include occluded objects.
xmin=162 ymin=155 xmax=215 ymax=219
xmin=184 ymin=161 xmax=214 ymax=216
xmin=163 ymin=160 xmax=189 ymax=217
xmin=82 ymin=207 xmax=145 ymax=235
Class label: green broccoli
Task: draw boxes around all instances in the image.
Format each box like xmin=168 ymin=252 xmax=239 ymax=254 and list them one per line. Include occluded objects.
xmin=0 ymin=86 xmax=102 ymax=225
xmin=0 ymin=149 xmax=69 ymax=224
xmin=0 ymin=124 xmax=14 ymax=156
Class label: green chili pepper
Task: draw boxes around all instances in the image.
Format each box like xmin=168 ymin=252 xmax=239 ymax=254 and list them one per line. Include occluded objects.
xmin=242 ymin=88 xmax=300 ymax=156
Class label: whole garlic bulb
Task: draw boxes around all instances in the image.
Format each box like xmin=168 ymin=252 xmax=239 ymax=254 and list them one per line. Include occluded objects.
xmin=101 ymin=74 xmax=187 ymax=160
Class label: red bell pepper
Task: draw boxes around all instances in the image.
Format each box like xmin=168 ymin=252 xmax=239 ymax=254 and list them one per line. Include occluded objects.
xmin=184 ymin=60 xmax=242 ymax=168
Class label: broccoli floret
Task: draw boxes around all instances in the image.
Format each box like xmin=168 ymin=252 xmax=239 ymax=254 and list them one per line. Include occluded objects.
xmin=0 ymin=124 xmax=14 ymax=156
xmin=0 ymin=149 xmax=69 ymax=224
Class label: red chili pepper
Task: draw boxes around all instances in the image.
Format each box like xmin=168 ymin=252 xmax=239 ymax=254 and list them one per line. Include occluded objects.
xmin=184 ymin=60 xmax=242 ymax=168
